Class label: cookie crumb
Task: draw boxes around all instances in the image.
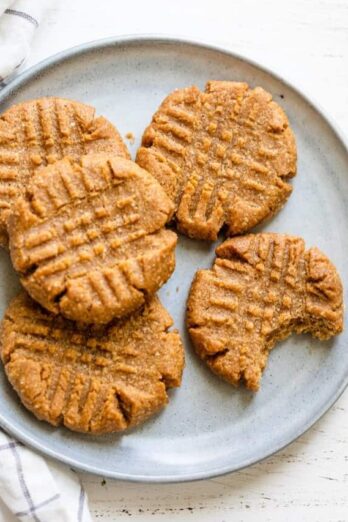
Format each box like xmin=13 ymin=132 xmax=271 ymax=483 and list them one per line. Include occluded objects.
xmin=125 ymin=132 xmax=135 ymax=144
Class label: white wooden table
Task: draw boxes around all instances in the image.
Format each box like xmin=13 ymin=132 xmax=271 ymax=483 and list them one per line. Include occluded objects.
xmin=25 ymin=1 xmax=348 ymax=520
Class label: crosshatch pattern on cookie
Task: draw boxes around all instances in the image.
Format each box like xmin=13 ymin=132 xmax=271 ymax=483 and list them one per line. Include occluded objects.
xmin=9 ymin=154 xmax=177 ymax=324
xmin=0 ymin=292 xmax=184 ymax=434
xmin=187 ymin=233 xmax=343 ymax=391
xmin=137 ymin=81 xmax=296 ymax=240
xmin=0 ymin=97 xmax=130 ymax=246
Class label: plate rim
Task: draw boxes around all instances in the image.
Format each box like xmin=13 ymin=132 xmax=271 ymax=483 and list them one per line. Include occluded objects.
xmin=0 ymin=34 xmax=347 ymax=483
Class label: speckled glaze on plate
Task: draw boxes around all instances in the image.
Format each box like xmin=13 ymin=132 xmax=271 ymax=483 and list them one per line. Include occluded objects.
xmin=0 ymin=36 xmax=347 ymax=483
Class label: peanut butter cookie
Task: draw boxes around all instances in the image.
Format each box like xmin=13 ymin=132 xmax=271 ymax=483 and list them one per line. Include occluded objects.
xmin=0 ymin=97 xmax=130 ymax=246
xmin=0 ymin=292 xmax=184 ymax=434
xmin=9 ymin=154 xmax=177 ymax=324
xmin=137 ymin=81 xmax=296 ymax=240
xmin=187 ymin=233 xmax=343 ymax=391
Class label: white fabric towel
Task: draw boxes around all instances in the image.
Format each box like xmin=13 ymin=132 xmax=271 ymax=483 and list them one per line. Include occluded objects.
xmin=0 ymin=431 xmax=92 ymax=522
xmin=0 ymin=2 xmax=93 ymax=520
xmin=0 ymin=0 xmax=48 ymax=85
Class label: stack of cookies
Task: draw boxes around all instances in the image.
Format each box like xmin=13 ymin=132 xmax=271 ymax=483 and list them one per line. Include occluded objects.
xmin=0 ymin=97 xmax=184 ymax=434
xmin=0 ymin=82 xmax=343 ymax=435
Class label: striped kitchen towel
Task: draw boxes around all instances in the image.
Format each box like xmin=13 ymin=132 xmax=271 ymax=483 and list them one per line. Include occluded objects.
xmin=0 ymin=0 xmax=49 ymax=87
xmin=0 ymin=429 xmax=92 ymax=521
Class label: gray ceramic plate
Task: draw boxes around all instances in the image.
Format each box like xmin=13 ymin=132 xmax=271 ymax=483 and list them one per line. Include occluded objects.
xmin=0 ymin=36 xmax=347 ymax=483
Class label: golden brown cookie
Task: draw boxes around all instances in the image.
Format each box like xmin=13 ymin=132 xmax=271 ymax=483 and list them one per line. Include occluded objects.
xmin=137 ymin=81 xmax=296 ymax=240
xmin=0 ymin=292 xmax=184 ymax=434
xmin=0 ymin=97 xmax=130 ymax=246
xmin=8 ymin=154 xmax=177 ymax=324
xmin=187 ymin=233 xmax=343 ymax=391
